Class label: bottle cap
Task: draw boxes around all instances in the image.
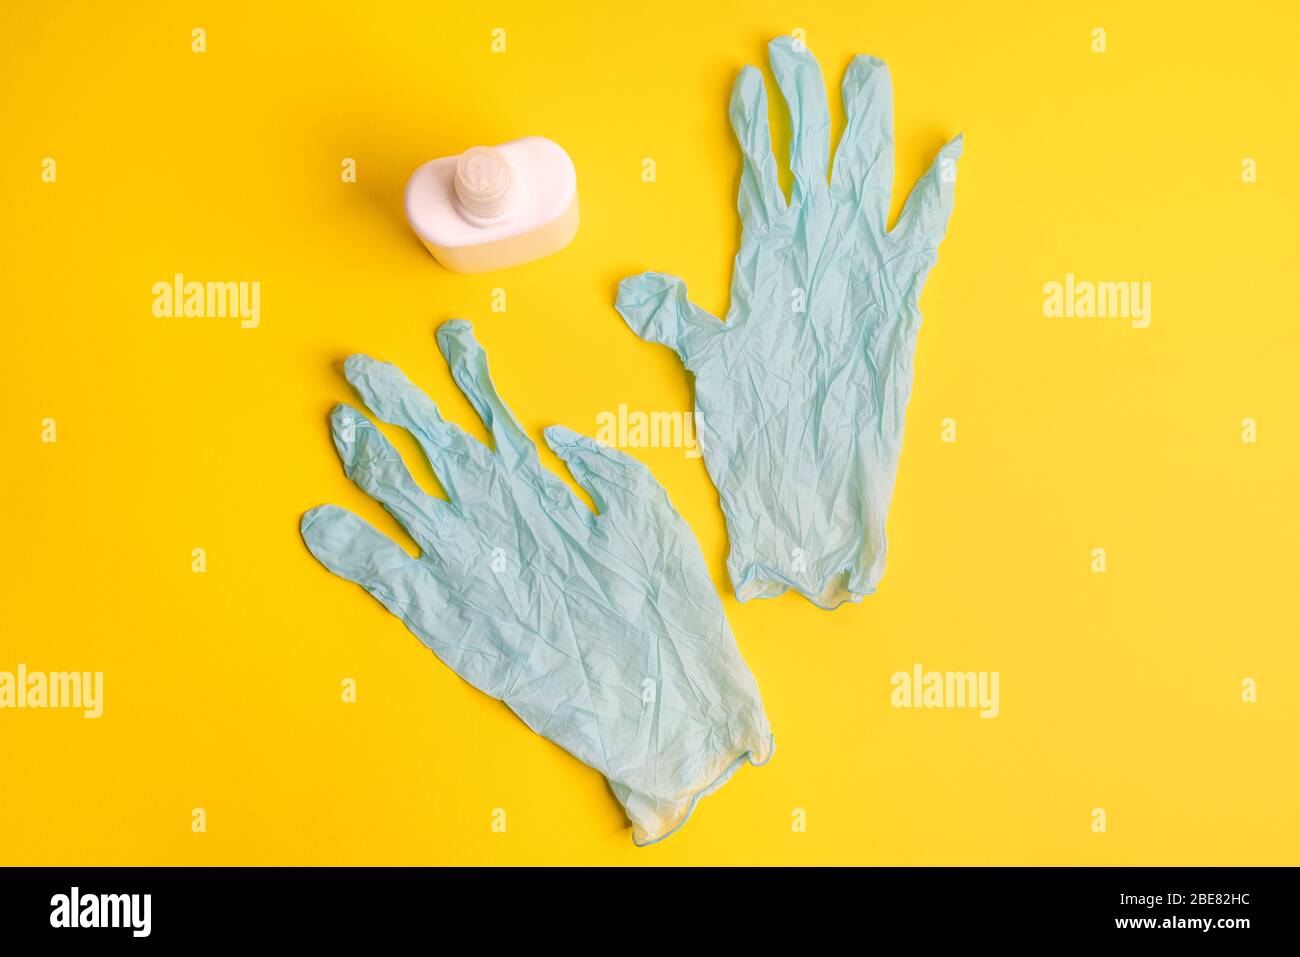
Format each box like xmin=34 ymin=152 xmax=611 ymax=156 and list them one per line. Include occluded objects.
xmin=453 ymin=146 xmax=518 ymax=226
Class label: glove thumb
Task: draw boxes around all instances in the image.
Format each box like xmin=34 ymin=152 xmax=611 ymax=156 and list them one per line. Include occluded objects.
xmin=616 ymin=273 xmax=723 ymax=367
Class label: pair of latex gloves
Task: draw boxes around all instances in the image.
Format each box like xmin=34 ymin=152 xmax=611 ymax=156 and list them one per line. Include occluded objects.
xmin=302 ymin=38 xmax=962 ymax=845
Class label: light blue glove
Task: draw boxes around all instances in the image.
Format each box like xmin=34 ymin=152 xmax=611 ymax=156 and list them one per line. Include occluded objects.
xmin=301 ymin=320 xmax=772 ymax=845
xmin=617 ymin=37 xmax=962 ymax=609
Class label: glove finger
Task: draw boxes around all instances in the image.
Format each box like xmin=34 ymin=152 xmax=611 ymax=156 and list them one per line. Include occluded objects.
xmin=543 ymin=425 xmax=663 ymax=515
xmin=831 ymin=55 xmax=894 ymax=230
xmin=435 ymin=320 xmax=538 ymax=469
xmin=330 ymin=404 xmax=454 ymax=554
xmin=302 ymin=505 xmax=498 ymax=681
xmin=769 ymin=35 xmax=831 ymax=204
xmin=615 ymin=273 xmax=723 ymax=367
xmin=729 ymin=65 xmax=785 ymax=228
xmin=890 ymin=133 xmax=963 ymax=249
xmin=301 ymin=504 xmax=436 ymax=618
xmin=344 ymin=352 xmax=495 ymax=505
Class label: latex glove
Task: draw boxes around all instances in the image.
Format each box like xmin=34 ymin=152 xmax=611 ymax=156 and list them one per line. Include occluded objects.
xmin=301 ymin=321 xmax=772 ymax=844
xmin=617 ymin=36 xmax=963 ymax=608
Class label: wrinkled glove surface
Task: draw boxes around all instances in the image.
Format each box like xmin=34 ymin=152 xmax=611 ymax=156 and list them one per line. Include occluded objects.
xmin=302 ymin=320 xmax=772 ymax=844
xmin=617 ymin=36 xmax=963 ymax=608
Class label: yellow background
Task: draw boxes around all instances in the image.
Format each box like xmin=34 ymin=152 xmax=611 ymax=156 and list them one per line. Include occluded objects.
xmin=2 ymin=0 xmax=1297 ymax=865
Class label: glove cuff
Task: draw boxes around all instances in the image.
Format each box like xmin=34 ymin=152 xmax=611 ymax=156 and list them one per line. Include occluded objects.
xmin=730 ymin=553 xmax=879 ymax=610
xmin=622 ymin=734 xmax=775 ymax=846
